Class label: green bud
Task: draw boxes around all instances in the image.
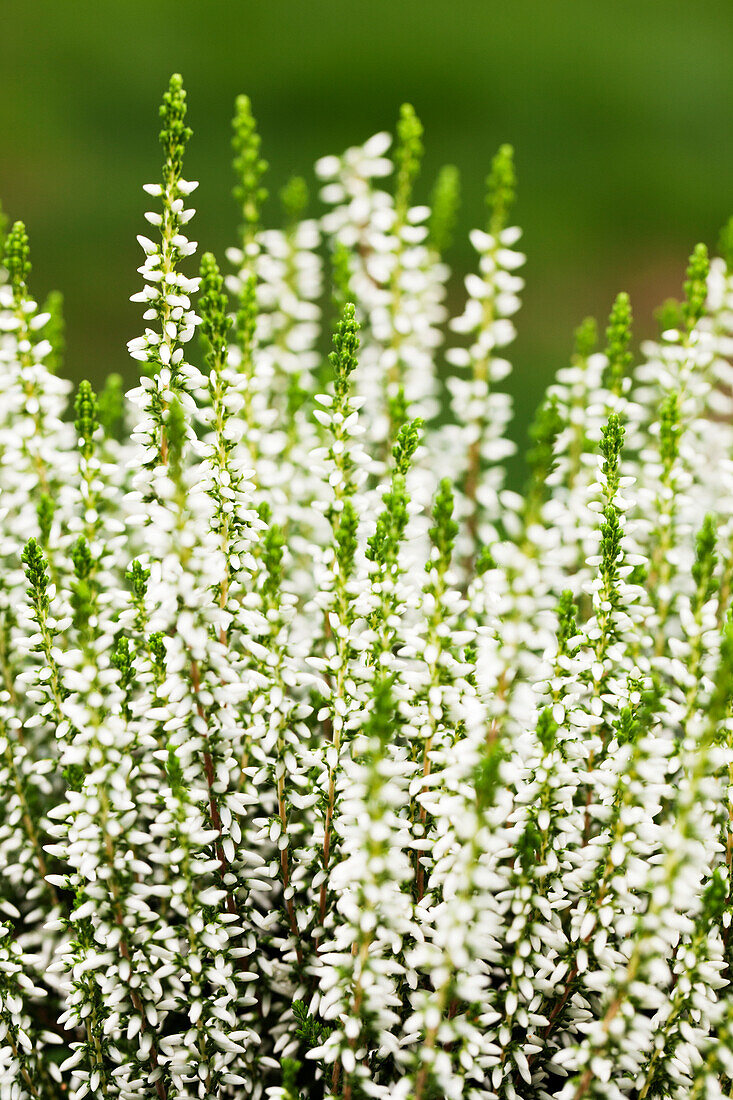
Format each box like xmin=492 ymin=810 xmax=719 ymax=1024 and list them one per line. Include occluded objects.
xmin=74 ymin=380 xmax=99 ymax=461
xmin=602 ymin=292 xmax=633 ymax=396
xmin=367 ymin=418 xmax=422 ymax=569
xmin=363 ymin=674 xmax=396 ymax=747
xmin=701 ymin=868 xmax=728 ymax=926
xmin=517 ymin=818 xmax=542 ymax=873
xmin=22 ymin=538 xmax=50 ymax=616
xmin=149 ymin=632 xmax=167 ymax=682
xmin=126 ymin=560 xmax=150 ymax=602
xmin=159 ymin=74 xmax=192 ymax=190
xmin=71 ymin=536 xmax=93 ymax=581
xmin=111 ymin=634 xmax=132 ymax=681
xmin=655 ymin=297 xmax=683 ymax=336
xmin=392 ymin=417 xmax=422 ymax=476
xmin=658 ymin=391 xmax=681 ymax=474
xmin=536 ymin=707 xmax=558 ymax=754
xmin=262 ymin=521 xmax=285 ymax=608
xmin=525 ymin=394 xmax=563 ymax=514
xmin=330 ymin=302 xmax=360 ymax=406
xmin=232 ymin=94 xmax=268 ymax=242
xmin=573 ymin=316 xmax=597 ymax=362
xmin=366 ymin=510 xmax=391 ymax=568
xmin=111 ymin=635 xmax=134 ymax=719
xmin=692 ymin=514 xmax=718 ymax=611
xmin=36 ymin=494 xmax=55 ymax=548
xmin=280 ymin=175 xmax=309 ymax=225
xmin=199 ymin=252 xmax=231 ymax=372
xmin=710 ymin=618 xmax=733 ymax=724
xmin=165 ymin=397 xmax=187 ymax=481
xmin=5 ymin=221 xmax=31 ymax=300
xmin=429 ymin=478 xmax=458 ymax=573
xmin=70 ymin=538 xmax=95 ymax=639
xmin=599 ymin=412 xmax=625 ymax=489
xmin=474 ymin=736 xmax=504 ymax=812
xmin=557 ymin=590 xmax=579 ymax=656
xmin=334 ymin=498 xmax=358 ymax=582
xmin=98 ymin=373 xmax=125 ymax=442
xmin=394 ymin=103 xmax=423 ymax=221
xmin=387 ymin=385 xmax=409 ymax=437
xmin=599 ymin=503 xmax=623 ymax=587
xmin=614 ymin=703 xmax=638 ymax=746
xmin=475 ymin=545 xmax=497 ymax=575
xmin=427 ymin=164 xmax=460 ymax=254
xmin=166 ymin=741 xmax=183 ymax=790
xmin=682 ymin=242 xmax=709 ymax=332
xmin=486 ymin=144 xmax=515 ymax=237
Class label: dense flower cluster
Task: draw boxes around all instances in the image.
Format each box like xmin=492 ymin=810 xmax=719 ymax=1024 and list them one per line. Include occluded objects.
xmin=1 ymin=74 xmax=733 ymax=1100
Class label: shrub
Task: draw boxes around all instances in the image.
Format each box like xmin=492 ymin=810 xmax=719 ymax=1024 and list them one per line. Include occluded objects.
xmin=1 ymin=73 xmax=733 ymax=1100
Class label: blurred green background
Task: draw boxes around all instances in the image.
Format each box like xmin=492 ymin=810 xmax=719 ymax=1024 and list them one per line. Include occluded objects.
xmin=1 ymin=0 xmax=732 ymax=455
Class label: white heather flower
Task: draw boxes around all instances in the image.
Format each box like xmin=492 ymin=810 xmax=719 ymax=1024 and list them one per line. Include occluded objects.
xmin=1 ymin=76 xmax=733 ymax=1100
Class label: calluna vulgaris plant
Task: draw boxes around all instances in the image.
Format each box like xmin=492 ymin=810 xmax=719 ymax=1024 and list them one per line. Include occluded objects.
xmin=3 ymin=73 xmax=733 ymax=1100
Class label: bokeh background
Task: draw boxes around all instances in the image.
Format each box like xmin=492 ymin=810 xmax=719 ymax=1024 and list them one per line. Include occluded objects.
xmin=2 ymin=0 xmax=733 ymax=469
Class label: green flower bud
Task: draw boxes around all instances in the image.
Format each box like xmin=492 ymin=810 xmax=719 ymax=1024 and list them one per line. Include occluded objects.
xmin=486 ymin=143 xmax=515 ymax=237
xmin=602 ymin=292 xmax=632 ymax=396
xmin=428 ymin=164 xmax=460 ymax=254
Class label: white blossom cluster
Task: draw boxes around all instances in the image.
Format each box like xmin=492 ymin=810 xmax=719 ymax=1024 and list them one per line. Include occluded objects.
xmin=1 ymin=75 xmax=733 ymax=1100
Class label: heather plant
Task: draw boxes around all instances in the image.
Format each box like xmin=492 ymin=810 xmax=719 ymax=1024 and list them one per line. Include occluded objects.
xmin=2 ymin=73 xmax=733 ymax=1100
